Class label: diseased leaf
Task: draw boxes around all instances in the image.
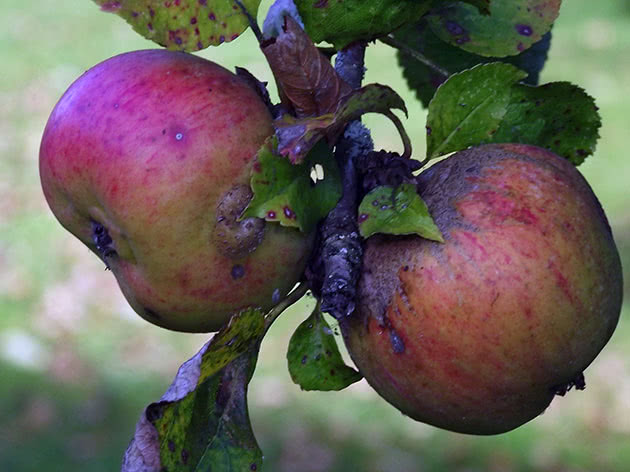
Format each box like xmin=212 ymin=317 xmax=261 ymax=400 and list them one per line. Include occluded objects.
xmin=262 ymin=16 xmax=352 ymax=117
xmin=395 ymin=19 xmax=552 ymax=107
xmin=242 ymin=137 xmax=342 ymax=232
xmin=427 ymin=0 xmax=561 ymax=57
xmin=122 ymin=308 xmax=265 ymax=472
xmin=93 ymin=0 xmax=262 ymax=50
xmin=358 ymin=184 xmax=443 ymax=241
xmin=426 ymin=63 xmax=527 ymax=158
xmin=274 ymin=84 xmax=408 ymax=164
xmin=492 ymin=83 xmax=601 ymax=165
xmin=287 ymin=304 xmax=362 ymax=391
xmin=295 ymin=0 xmax=434 ymax=50
xmin=426 ymin=63 xmax=601 ymax=163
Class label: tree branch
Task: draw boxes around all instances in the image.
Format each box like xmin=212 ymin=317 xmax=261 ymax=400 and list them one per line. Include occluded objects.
xmin=311 ymin=42 xmax=371 ymax=321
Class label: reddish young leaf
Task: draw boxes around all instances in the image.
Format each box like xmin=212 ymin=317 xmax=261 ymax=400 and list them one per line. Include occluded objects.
xmin=262 ymin=16 xmax=352 ymax=117
xmin=274 ymin=84 xmax=409 ymax=163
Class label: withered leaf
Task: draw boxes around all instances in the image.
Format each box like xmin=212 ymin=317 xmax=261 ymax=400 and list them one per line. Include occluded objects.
xmin=262 ymin=16 xmax=352 ymax=117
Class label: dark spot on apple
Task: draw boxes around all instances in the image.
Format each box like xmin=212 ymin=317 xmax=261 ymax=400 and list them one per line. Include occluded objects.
xmin=330 ymin=369 xmax=336 ymax=376
xmin=190 ymin=17 xmax=197 ymax=24
xmin=358 ymin=213 xmax=369 ymax=223
xmin=231 ymin=264 xmax=245 ymax=279
xmin=516 ymin=24 xmax=533 ymax=36
xmin=209 ymin=12 xmax=216 ymax=20
xmin=301 ymin=355 xmax=307 ymax=364
xmin=198 ymin=0 xmax=206 ymax=5
xmin=426 ymin=126 xmax=432 ymax=136
xmin=389 ymin=328 xmax=405 ymax=354
xmin=144 ymin=308 xmax=162 ymax=320
xmin=167 ymin=440 xmax=175 ymax=452
xmin=250 ymin=464 xmax=258 ymax=471
xmin=181 ymin=449 xmax=189 ymax=465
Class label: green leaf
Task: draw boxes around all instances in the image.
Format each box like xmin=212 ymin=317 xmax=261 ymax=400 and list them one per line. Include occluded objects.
xmin=93 ymin=0 xmax=261 ymax=51
xmin=242 ymin=137 xmax=342 ymax=232
xmin=427 ymin=0 xmax=561 ymax=57
xmin=426 ymin=63 xmax=602 ymax=164
xmin=492 ymin=83 xmax=601 ymax=165
xmin=123 ymin=308 xmax=266 ymax=472
xmin=287 ymin=304 xmax=362 ymax=391
xmin=358 ymin=184 xmax=443 ymax=241
xmin=395 ymin=19 xmax=552 ymax=107
xmin=275 ymin=84 xmax=408 ymax=164
xmin=295 ymin=0 xmax=434 ymax=49
xmin=458 ymin=0 xmax=491 ymax=15
xmin=426 ymin=63 xmax=527 ymax=158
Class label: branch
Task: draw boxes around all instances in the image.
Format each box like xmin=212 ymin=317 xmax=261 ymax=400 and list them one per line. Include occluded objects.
xmin=312 ymin=42 xmax=371 ymax=321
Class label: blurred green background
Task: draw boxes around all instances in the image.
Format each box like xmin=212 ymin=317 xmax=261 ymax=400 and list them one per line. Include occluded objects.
xmin=1 ymin=1 xmax=629 ymax=471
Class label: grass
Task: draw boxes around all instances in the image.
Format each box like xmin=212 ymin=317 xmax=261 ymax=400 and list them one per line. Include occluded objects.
xmin=1 ymin=1 xmax=629 ymax=470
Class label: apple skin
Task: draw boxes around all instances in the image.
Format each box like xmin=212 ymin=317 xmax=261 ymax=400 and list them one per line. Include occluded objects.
xmin=40 ymin=49 xmax=312 ymax=332
xmin=343 ymin=143 xmax=623 ymax=435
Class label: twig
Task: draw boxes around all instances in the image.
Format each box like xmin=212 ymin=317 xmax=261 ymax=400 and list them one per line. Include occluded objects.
xmin=264 ymin=282 xmax=309 ymax=332
xmin=312 ymin=42 xmax=369 ymax=321
xmin=379 ymin=34 xmax=450 ymax=79
xmin=384 ymin=111 xmax=412 ymax=159
xmin=234 ymin=0 xmax=265 ymax=44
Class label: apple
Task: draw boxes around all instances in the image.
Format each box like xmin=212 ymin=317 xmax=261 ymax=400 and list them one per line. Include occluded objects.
xmin=343 ymin=143 xmax=623 ymax=434
xmin=40 ymin=49 xmax=312 ymax=332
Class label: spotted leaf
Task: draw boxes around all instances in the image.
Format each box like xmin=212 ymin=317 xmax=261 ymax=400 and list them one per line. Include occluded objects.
xmin=242 ymin=137 xmax=342 ymax=232
xmin=287 ymin=304 xmax=362 ymax=391
xmin=358 ymin=184 xmax=443 ymax=241
xmin=93 ymin=0 xmax=262 ymax=50
xmin=122 ymin=308 xmax=265 ymax=472
xmin=427 ymin=0 xmax=561 ymax=57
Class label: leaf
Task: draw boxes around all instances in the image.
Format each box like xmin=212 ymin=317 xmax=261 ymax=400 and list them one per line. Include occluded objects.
xmin=262 ymin=16 xmax=352 ymax=118
xmin=295 ymin=0 xmax=435 ymax=49
xmin=93 ymin=0 xmax=262 ymax=51
xmin=287 ymin=304 xmax=362 ymax=391
xmin=458 ymin=0 xmax=491 ymax=15
xmin=275 ymin=84 xmax=408 ymax=164
xmin=242 ymin=137 xmax=342 ymax=232
xmin=426 ymin=63 xmax=527 ymax=158
xmin=426 ymin=63 xmax=602 ymax=163
xmin=395 ymin=19 xmax=552 ymax=107
xmin=358 ymin=184 xmax=443 ymax=241
xmin=492 ymin=83 xmax=601 ymax=165
xmin=122 ymin=308 xmax=266 ymax=472
xmin=426 ymin=0 xmax=561 ymax=57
